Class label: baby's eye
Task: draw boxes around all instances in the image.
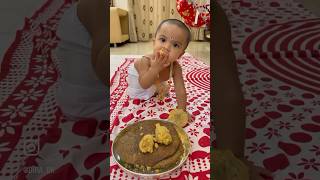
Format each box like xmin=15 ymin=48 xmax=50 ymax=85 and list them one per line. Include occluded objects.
xmin=159 ymin=38 xmax=166 ymax=42
xmin=174 ymin=44 xmax=180 ymax=48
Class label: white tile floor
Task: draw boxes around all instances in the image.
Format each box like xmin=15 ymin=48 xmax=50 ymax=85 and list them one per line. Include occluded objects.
xmin=0 ymin=0 xmax=45 ymax=64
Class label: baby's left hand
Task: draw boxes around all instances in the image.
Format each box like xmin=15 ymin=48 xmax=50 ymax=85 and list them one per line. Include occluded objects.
xmin=187 ymin=112 xmax=193 ymax=122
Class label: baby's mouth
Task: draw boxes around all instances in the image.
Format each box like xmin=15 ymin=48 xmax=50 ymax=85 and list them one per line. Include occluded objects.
xmin=159 ymin=47 xmax=167 ymax=55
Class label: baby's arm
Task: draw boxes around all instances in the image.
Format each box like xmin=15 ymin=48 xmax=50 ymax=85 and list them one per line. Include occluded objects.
xmin=135 ymin=57 xmax=160 ymax=89
xmin=172 ymin=63 xmax=187 ymax=111
xmin=136 ymin=52 xmax=169 ymax=89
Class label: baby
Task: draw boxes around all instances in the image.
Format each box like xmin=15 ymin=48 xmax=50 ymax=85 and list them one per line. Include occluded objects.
xmin=127 ymin=19 xmax=192 ymax=120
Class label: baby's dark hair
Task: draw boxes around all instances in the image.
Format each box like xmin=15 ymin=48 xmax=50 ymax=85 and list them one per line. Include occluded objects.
xmin=155 ymin=19 xmax=191 ymax=48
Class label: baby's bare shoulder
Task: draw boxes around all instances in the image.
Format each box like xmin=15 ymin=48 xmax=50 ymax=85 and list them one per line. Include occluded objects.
xmin=134 ymin=56 xmax=150 ymax=73
xmin=134 ymin=56 xmax=149 ymax=66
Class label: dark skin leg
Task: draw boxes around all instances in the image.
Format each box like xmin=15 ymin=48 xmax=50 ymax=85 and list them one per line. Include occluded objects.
xmin=212 ymin=2 xmax=273 ymax=179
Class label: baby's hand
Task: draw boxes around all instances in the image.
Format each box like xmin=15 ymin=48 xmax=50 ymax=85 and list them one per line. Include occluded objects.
xmin=151 ymin=48 xmax=170 ymax=70
xmin=159 ymin=47 xmax=170 ymax=56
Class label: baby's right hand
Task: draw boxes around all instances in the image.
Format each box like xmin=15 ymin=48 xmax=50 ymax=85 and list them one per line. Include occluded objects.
xmin=151 ymin=49 xmax=169 ymax=71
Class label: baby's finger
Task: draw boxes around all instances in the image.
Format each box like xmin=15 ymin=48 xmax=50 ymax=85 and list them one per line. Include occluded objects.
xmin=162 ymin=48 xmax=169 ymax=55
xmin=158 ymin=52 xmax=164 ymax=61
xmin=164 ymin=54 xmax=170 ymax=64
xmin=162 ymin=56 xmax=169 ymax=66
xmin=164 ymin=52 xmax=169 ymax=60
xmin=157 ymin=51 xmax=162 ymax=60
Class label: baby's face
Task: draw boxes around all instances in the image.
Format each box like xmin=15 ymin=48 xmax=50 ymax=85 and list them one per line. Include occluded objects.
xmin=154 ymin=23 xmax=188 ymax=64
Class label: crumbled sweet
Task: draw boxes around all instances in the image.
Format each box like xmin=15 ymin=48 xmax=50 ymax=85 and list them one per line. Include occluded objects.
xmin=155 ymin=123 xmax=172 ymax=145
xmin=139 ymin=134 xmax=155 ymax=153
xmin=168 ymin=108 xmax=188 ymax=127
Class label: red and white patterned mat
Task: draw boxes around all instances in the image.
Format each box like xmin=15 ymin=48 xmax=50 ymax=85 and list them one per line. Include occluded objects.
xmin=110 ymin=54 xmax=211 ymax=180
xmin=0 ymin=0 xmax=108 ymax=179
xmin=218 ymin=0 xmax=320 ymax=179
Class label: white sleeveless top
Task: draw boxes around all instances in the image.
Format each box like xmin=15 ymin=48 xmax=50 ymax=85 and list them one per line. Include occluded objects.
xmin=127 ymin=57 xmax=173 ymax=100
xmin=54 ymin=4 xmax=107 ymax=120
